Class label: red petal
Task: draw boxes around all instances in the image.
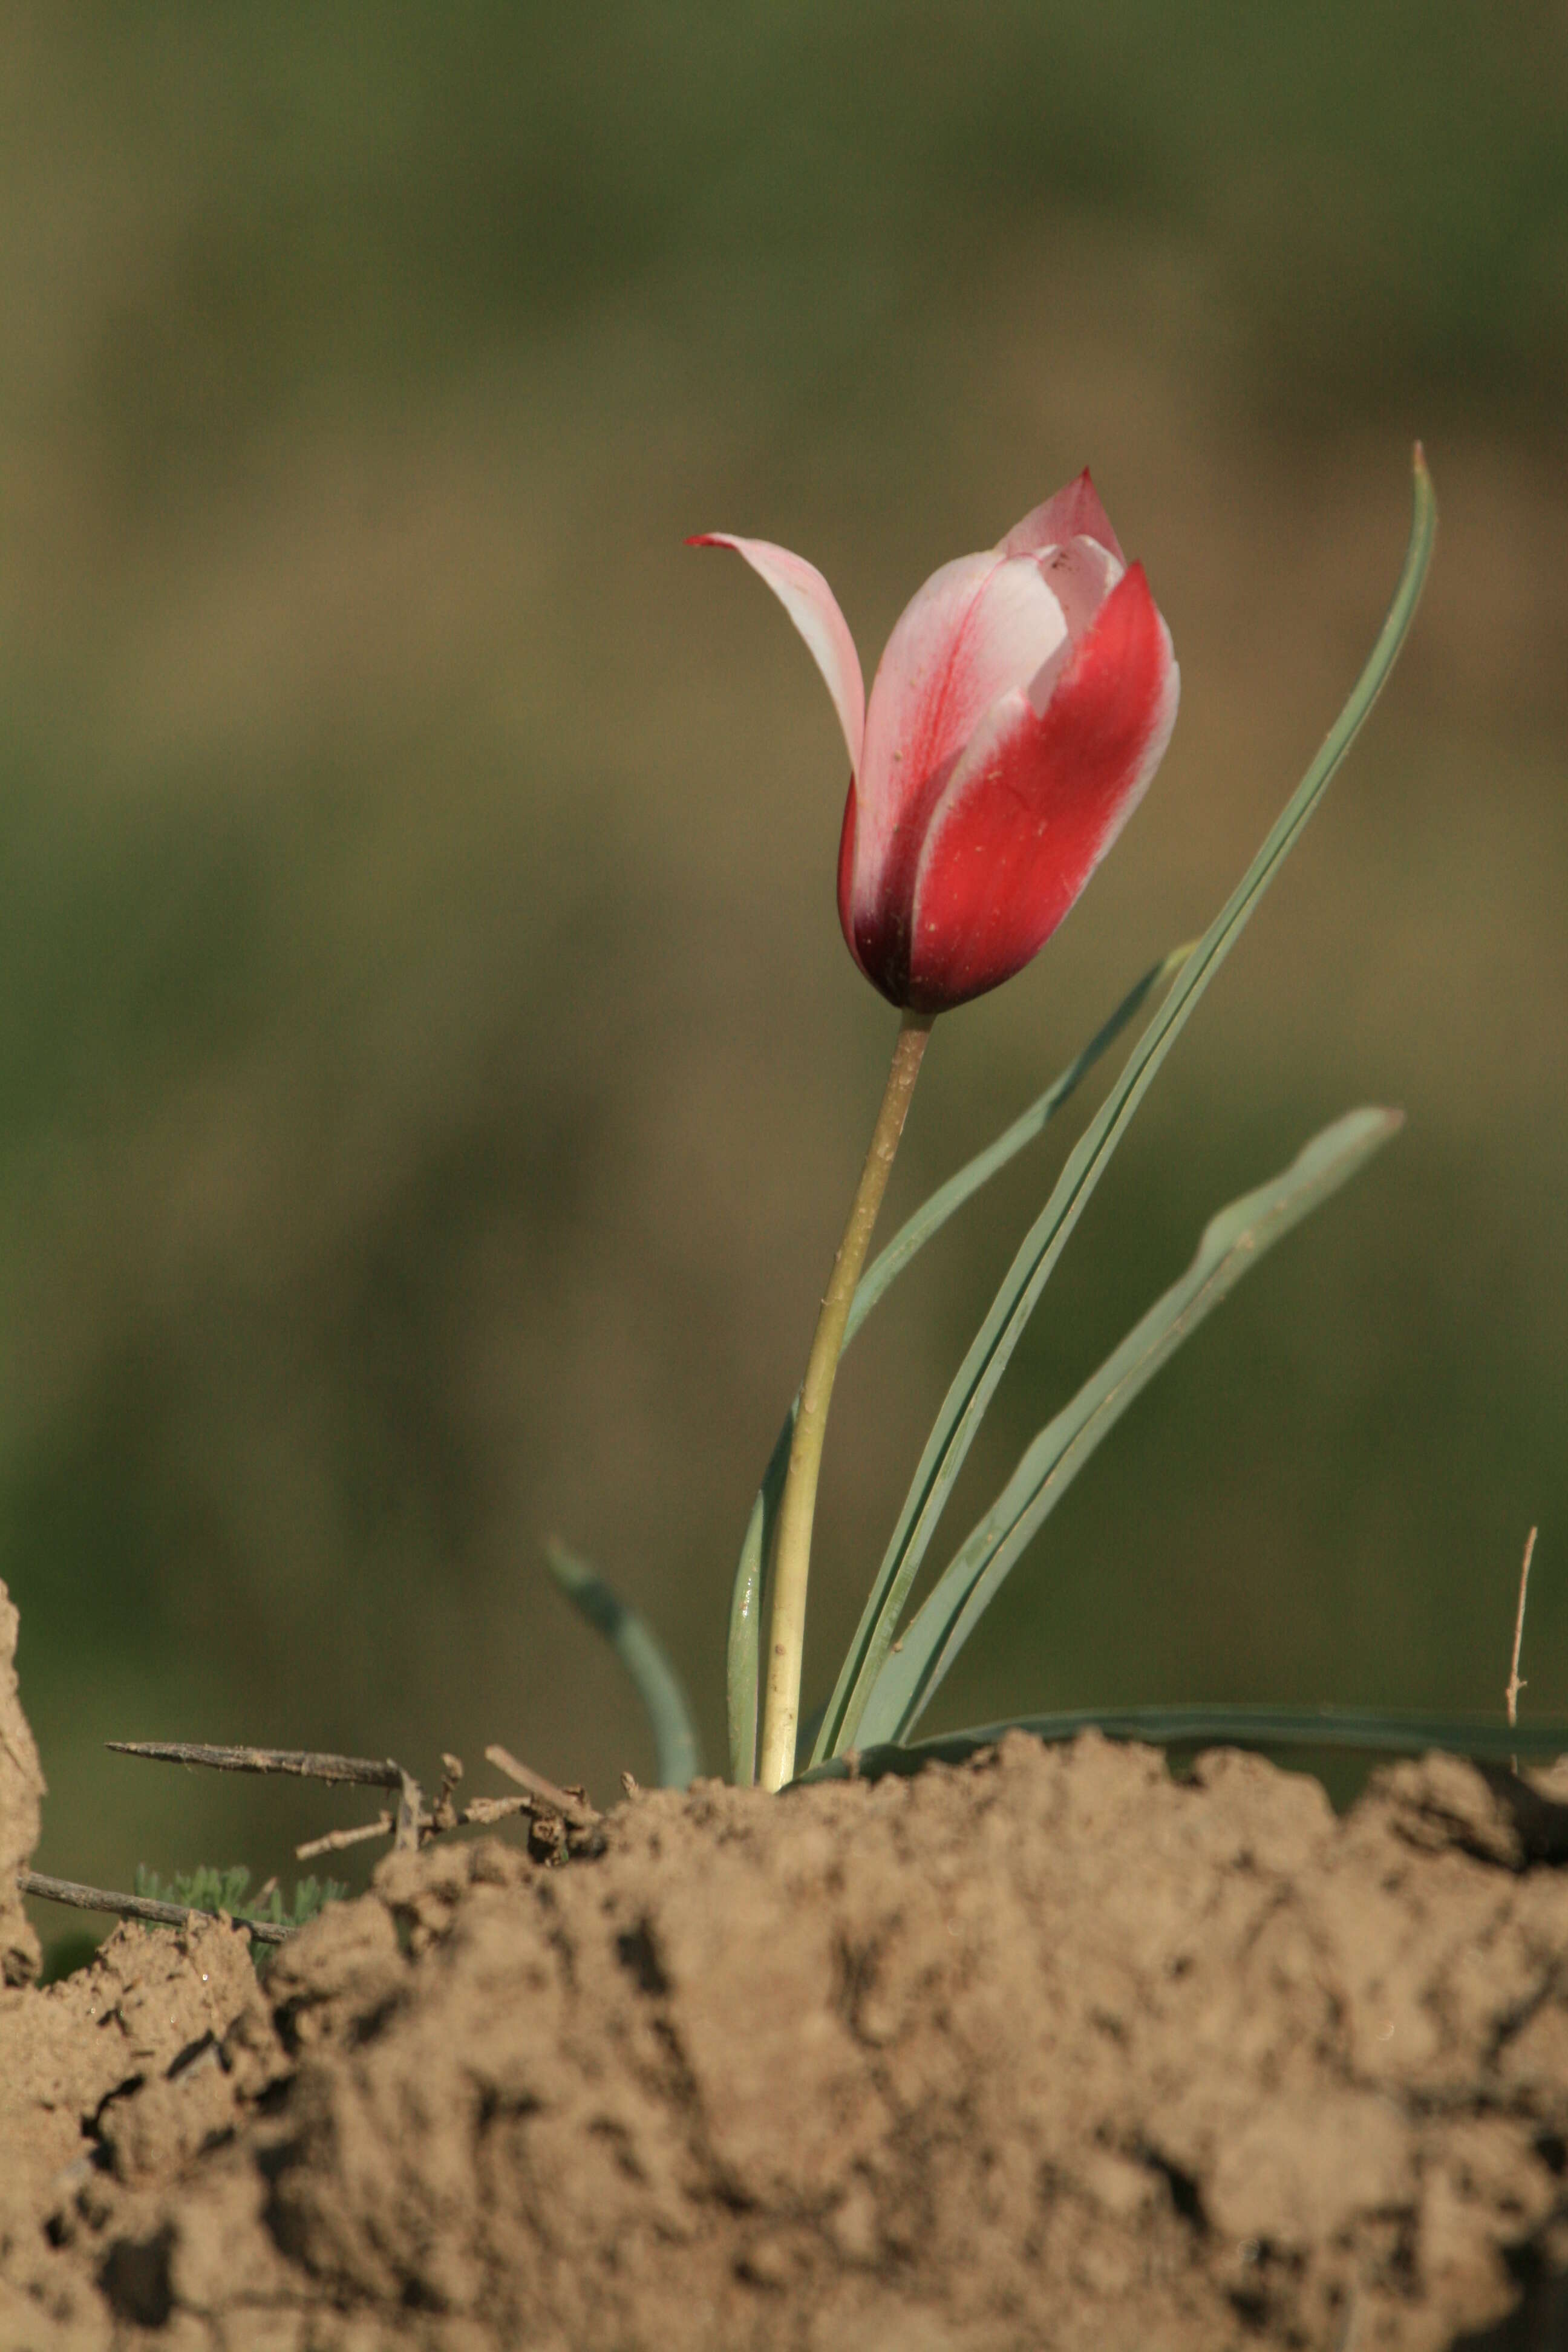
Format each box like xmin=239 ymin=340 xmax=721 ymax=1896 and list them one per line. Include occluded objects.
xmin=903 ymin=564 xmax=1177 ymax=1011
xmin=850 ymin=552 xmax=1069 ymax=979
xmin=1001 ymin=470 xmax=1125 ymax=565
xmin=688 ymin=534 xmax=864 ymax=775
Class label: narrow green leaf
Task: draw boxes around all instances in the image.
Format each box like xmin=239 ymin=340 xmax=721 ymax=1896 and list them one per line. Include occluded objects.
xmin=546 ymin=1540 xmax=704 ymax=1789
xmin=857 ymin=1106 xmax=1402 ymax=1747
xmin=727 ymin=1411 xmax=791 ymax=1786
xmin=815 ymin=449 xmax=1437 ymax=1766
xmin=725 ymin=946 xmax=1191 ymax=1786
xmin=846 ymin=945 xmax=1194 ymax=1348
xmin=792 ymin=1704 xmax=1568 ymax=1788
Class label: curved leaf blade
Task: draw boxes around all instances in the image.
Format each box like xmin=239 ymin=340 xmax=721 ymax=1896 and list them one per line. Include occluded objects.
xmin=793 ymin=1704 xmax=1568 ymax=1787
xmin=725 ymin=946 xmax=1190 ymax=1785
xmin=857 ymin=1106 xmax=1402 ymax=1748
xmin=546 ymin=1540 xmax=705 ymax=1789
xmin=846 ymin=944 xmax=1194 ymax=1349
xmin=815 ymin=449 xmax=1437 ymax=1766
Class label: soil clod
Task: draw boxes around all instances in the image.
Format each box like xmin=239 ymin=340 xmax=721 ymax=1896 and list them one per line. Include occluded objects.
xmin=6 ymin=1731 xmax=1568 ymax=2345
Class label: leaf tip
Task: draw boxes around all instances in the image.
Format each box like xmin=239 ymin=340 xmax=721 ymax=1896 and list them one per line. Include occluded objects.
xmin=543 ymin=1536 xmax=581 ymax=1590
xmin=1359 ymin=1103 xmax=1406 ymax=1145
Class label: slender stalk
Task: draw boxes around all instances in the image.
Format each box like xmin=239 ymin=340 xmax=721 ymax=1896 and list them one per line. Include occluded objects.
xmin=759 ymin=1010 xmax=935 ymax=1790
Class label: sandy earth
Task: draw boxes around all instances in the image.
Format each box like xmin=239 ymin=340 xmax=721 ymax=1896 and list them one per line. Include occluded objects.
xmin=4 ymin=1584 xmax=1568 ymax=2348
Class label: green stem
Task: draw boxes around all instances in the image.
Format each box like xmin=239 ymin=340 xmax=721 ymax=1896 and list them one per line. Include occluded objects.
xmin=758 ymin=1010 xmax=935 ymax=1790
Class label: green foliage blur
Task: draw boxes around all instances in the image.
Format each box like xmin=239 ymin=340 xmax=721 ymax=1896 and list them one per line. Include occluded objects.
xmin=132 ymin=1864 xmax=344 ymax=1933
xmin=4 ymin=3 xmax=1566 ymax=1895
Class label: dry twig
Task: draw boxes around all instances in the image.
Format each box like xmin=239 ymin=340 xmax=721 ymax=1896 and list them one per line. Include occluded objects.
xmin=485 ymin=1743 xmax=599 ymax=1828
xmin=26 ymin=1726 xmax=611 ymax=1962
xmin=393 ymin=1770 xmax=423 ymax=1855
xmin=103 ymin=1729 xmax=603 ymax=1881
xmin=107 ymin=1739 xmax=406 ymax=1789
xmin=295 ymin=1791 xmax=532 ymax=1862
xmin=1506 ymin=1527 xmax=1538 ymax=1731
xmin=1507 ymin=1526 xmax=1539 ymax=1774
xmin=18 ymin=1867 xmax=291 ymax=1945
xmin=462 ymin=1794 xmax=533 ymax=1826
xmin=294 ymin=1814 xmax=397 ymax=1860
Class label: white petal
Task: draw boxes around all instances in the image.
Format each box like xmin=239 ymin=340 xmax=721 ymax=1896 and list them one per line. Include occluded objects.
xmin=856 ymin=552 xmax=1066 ymax=885
xmin=1025 ymin=536 xmax=1126 ymax=714
xmin=690 ymin=533 xmax=864 ymax=775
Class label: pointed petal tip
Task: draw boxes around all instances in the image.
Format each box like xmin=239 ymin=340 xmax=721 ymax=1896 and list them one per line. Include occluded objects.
xmin=1001 ymin=472 xmax=1126 ymax=565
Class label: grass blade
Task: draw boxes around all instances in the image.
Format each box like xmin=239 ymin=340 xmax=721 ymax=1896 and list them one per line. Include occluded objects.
xmin=794 ymin=1704 xmax=1568 ymax=1786
xmin=727 ymin=1411 xmax=792 ymax=1785
xmin=856 ymin=1106 xmax=1402 ymax=1746
xmin=725 ymin=946 xmax=1190 ymax=1785
xmin=846 ymin=945 xmax=1193 ymax=1347
xmin=546 ymin=1540 xmax=704 ymax=1789
xmin=814 ymin=450 xmax=1436 ymax=1766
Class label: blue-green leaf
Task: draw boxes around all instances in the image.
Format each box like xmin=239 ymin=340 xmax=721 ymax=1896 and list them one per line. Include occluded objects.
xmin=855 ymin=1108 xmax=1402 ymax=1748
xmin=725 ymin=946 xmax=1190 ymax=1785
xmin=793 ymin=1704 xmax=1568 ymax=1786
xmin=846 ymin=944 xmax=1193 ymax=1348
xmin=815 ymin=449 xmax=1436 ymax=1767
xmin=727 ymin=1412 xmax=792 ymax=1786
xmin=546 ymin=1540 xmax=704 ymax=1789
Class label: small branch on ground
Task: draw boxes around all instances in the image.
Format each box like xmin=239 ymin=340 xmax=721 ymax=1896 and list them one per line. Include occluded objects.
xmin=1506 ymin=1526 xmax=1538 ymax=1727
xmin=100 ymin=1733 xmax=608 ymax=1889
xmin=485 ymin=1743 xmax=600 ymax=1828
xmin=18 ymin=1868 xmax=291 ymax=1945
xmin=295 ymin=1791 xmax=532 ymax=1861
xmin=295 ymin=1813 xmax=397 ymax=1859
xmin=293 ymin=1747 xmax=607 ymax=1864
xmin=1506 ymin=1525 xmax=1538 ymax=1774
xmin=462 ymin=1795 xmax=536 ymax=1826
xmin=108 ymin=1739 xmax=407 ymax=1789
xmin=394 ymin=1770 xmax=423 ymax=1854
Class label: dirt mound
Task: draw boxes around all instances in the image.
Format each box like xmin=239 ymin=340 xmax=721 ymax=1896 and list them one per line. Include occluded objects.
xmin=7 ymin=1732 xmax=1568 ymax=2348
xmin=0 ymin=1581 xmax=44 ymax=1992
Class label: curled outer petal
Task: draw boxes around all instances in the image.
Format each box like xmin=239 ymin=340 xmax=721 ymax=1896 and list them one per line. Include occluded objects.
xmin=688 ymin=534 xmax=864 ymax=776
xmin=893 ymin=564 xmax=1179 ymax=1012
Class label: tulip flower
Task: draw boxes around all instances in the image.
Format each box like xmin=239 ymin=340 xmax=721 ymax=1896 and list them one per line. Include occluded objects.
xmin=693 ymin=472 xmax=1178 ymax=1013
xmin=691 ymin=478 xmax=1178 ymax=1790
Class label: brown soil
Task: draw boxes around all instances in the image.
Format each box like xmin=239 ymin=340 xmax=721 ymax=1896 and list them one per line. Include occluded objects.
xmin=6 ymin=1632 xmax=1568 ymax=2345
xmin=0 ymin=1583 xmax=44 ymax=1994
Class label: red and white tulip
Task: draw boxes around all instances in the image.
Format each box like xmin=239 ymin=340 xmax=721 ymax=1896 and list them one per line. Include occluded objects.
xmin=693 ymin=474 xmax=1178 ymax=1013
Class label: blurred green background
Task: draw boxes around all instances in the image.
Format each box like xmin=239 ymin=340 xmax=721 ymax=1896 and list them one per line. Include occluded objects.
xmin=5 ymin=1 xmax=1566 ymax=1924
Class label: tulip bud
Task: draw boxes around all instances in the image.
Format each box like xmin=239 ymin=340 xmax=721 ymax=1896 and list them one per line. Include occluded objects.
xmin=693 ymin=474 xmax=1178 ymax=1013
